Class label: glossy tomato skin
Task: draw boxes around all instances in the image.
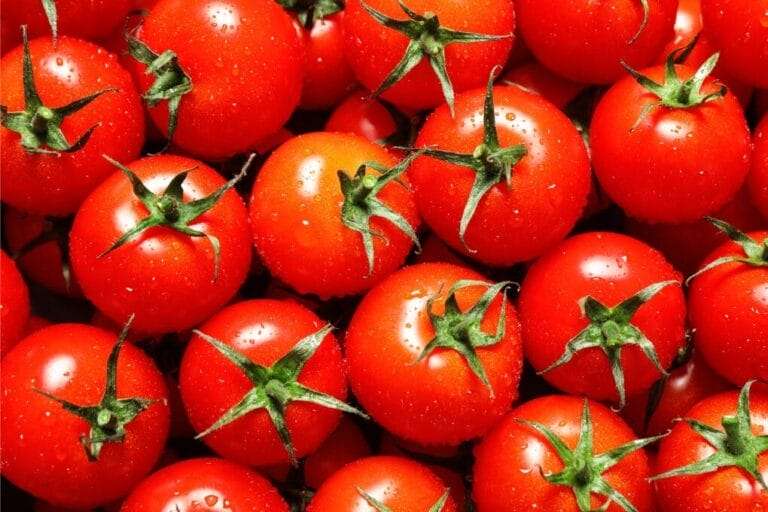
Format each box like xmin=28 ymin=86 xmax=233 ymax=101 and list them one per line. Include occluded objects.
xmin=590 ymin=64 xmax=751 ymax=223
xmin=473 ymin=395 xmax=655 ymax=512
xmin=516 ymin=0 xmax=676 ymax=84
xmin=1 ymin=324 xmax=170 ymax=509
xmin=750 ymin=115 xmax=768 ymax=221
xmin=1 ymin=36 xmax=144 ymax=216
xmin=345 ymin=263 xmax=523 ymax=446
xmin=503 ymin=62 xmax=585 ymax=110
xmin=409 ymin=85 xmax=591 ymax=267
xmin=653 ymin=389 xmax=768 ymax=512
xmin=129 ymin=0 xmax=303 ymax=160
xmin=518 ymin=232 xmax=686 ymax=403
xmin=342 ymin=0 xmax=514 ymax=112
xmin=70 ymin=154 xmax=252 ymax=335
xmin=689 ymin=231 xmax=768 ymax=386
xmin=120 ymin=457 xmax=289 ymax=512
xmin=250 ymin=132 xmax=419 ymax=298
xmin=180 ymin=299 xmax=348 ymax=467
xmin=304 ymin=418 xmax=371 ymax=489
xmin=0 ymin=250 xmax=30 ymax=356
xmin=325 ymin=90 xmax=399 ymax=144
xmin=308 ymin=455 xmax=459 ymax=512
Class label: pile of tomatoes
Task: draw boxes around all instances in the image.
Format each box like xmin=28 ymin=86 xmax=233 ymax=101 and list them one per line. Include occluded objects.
xmin=1 ymin=0 xmax=767 ymax=510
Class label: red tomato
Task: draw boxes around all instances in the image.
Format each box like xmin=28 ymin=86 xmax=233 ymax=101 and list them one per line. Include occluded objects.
xmin=518 ymin=232 xmax=686 ymax=407
xmin=503 ymin=62 xmax=585 ymax=110
xmin=304 ymin=418 xmax=371 ymax=489
xmin=120 ymin=457 xmax=289 ymax=512
xmin=413 ymin=233 xmax=465 ymax=266
xmin=1 ymin=324 xmax=169 ymax=509
xmin=250 ymin=132 xmax=420 ymax=298
xmin=515 ymin=0 xmax=676 ymax=84
xmin=473 ymin=395 xmax=656 ymax=512
xmin=308 ymin=455 xmax=458 ymax=512
xmin=69 ymin=154 xmax=252 ymax=335
xmin=408 ymin=83 xmax=590 ymax=267
xmin=750 ymin=115 xmax=768 ymax=221
xmin=342 ymin=0 xmax=514 ymax=112
xmin=325 ymin=90 xmax=399 ymax=144
xmin=180 ymin=299 xmax=355 ymax=467
xmin=0 ymin=250 xmax=30 ymax=356
xmin=1 ymin=35 xmax=144 ymax=215
xmin=127 ymin=0 xmax=303 ymax=160
xmin=346 ymin=263 xmax=523 ymax=446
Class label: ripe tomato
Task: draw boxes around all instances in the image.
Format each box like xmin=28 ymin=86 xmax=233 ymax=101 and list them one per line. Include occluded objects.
xmin=346 ymin=263 xmax=523 ymax=446
xmin=120 ymin=457 xmax=289 ymax=512
xmin=515 ymin=0 xmax=676 ymax=84
xmin=1 ymin=323 xmax=169 ymax=509
xmin=342 ymin=0 xmax=514 ymax=112
xmin=250 ymin=132 xmax=419 ymax=298
xmin=69 ymin=154 xmax=252 ymax=335
xmin=1 ymin=34 xmax=144 ymax=216
xmin=304 ymin=418 xmax=371 ymax=489
xmin=308 ymin=455 xmax=458 ymax=512
xmin=473 ymin=395 xmax=657 ymax=512
xmin=180 ymin=299 xmax=360 ymax=467
xmin=518 ymin=232 xmax=686 ymax=408
xmin=503 ymin=62 xmax=585 ymax=110
xmin=750 ymin=115 xmax=768 ymax=221
xmin=325 ymin=90 xmax=400 ymax=144
xmin=0 ymin=250 xmax=30 ymax=356
xmin=127 ymin=0 xmax=303 ymax=160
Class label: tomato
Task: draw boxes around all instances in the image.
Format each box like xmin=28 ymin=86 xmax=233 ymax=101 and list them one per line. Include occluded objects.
xmin=342 ymin=0 xmax=514 ymax=112
xmin=304 ymin=418 xmax=371 ymax=489
xmin=750 ymin=115 xmax=768 ymax=221
xmin=127 ymin=0 xmax=303 ymax=160
xmin=250 ymin=132 xmax=419 ymax=298
xmin=700 ymin=0 xmax=768 ymax=89
xmin=180 ymin=299 xmax=362 ymax=467
xmin=0 ymin=250 xmax=30 ymax=356
xmin=503 ymin=62 xmax=585 ymax=110
xmin=408 ymin=80 xmax=590 ymax=267
xmin=413 ymin=233 xmax=465 ymax=266
xmin=69 ymin=154 xmax=252 ymax=335
xmin=652 ymin=382 xmax=768 ymax=512
xmin=473 ymin=395 xmax=657 ymax=512
xmin=120 ymin=457 xmax=289 ymax=512
xmin=1 ymin=34 xmax=144 ymax=216
xmin=325 ymin=90 xmax=400 ymax=144
xmin=518 ymin=232 xmax=686 ymax=408
xmin=308 ymin=455 xmax=458 ymax=512
xmin=590 ymin=54 xmax=751 ymax=223
xmin=23 ymin=315 xmax=51 ymax=337
xmin=1 ymin=323 xmax=170 ymax=509
xmin=346 ymin=262 xmax=523 ymax=446
xmin=515 ymin=0 xmax=676 ymax=84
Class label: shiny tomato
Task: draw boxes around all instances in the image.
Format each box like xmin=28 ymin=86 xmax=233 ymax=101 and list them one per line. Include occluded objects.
xmin=0 ymin=250 xmax=30 ymax=356
xmin=325 ymin=90 xmax=399 ymax=144
xmin=1 ymin=324 xmax=169 ymax=509
xmin=750 ymin=115 xmax=768 ymax=221
xmin=70 ymin=154 xmax=252 ymax=335
xmin=503 ymin=62 xmax=585 ymax=110
xmin=346 ymin=263 xmax=523 ymax=446
xmin=304 ymin=418 xmax=371 ymax=489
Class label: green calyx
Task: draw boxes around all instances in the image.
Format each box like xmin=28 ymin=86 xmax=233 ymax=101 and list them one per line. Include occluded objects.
xmin=539 ymin=280 xmax=679 ymax=409
xmin=276 ymin=0 xmax=344 ymax=27
xmin=520 ymin=400 xmax=665 ymax=512
xmin=192 ymin=324 xmax=369 ymax=466
xmin=11 ymin=215 xmax=75 ymax=293
xmin=40 ymin=0 xmax=58 ymax=41
xmin=651 ymin=380 xmax=768 ymax=490
xmin=416 ymin=279 xmax=511 ymax=396
xmin=628 ymin=0 xmax=650 ymax=45
xmin=98 ymin=153 xmax=255 ymax=282
xmin=34 ymin=315 xmax=155 ymax=461
xmin=357 ymin=487 xmax=450 ymax=512
xmin=687 ymin=217 xmax=768 ymax=284
xmin=1 ymin=26 xmax=116 ymax=155
xmin=360 ymin=0 xmax=510 ymax=114
xmin=338 ymin=151 xmax=422 ymax=275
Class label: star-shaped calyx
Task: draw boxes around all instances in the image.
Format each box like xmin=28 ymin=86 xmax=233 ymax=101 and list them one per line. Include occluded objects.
xmin=1 ymin=26 xmax=116 ymax=154
xmin=193 ymin=324 xmax=368 ymax=466
xmin=519 ymin=400 xmax=665 ymax=512
xmin=34 ymin=315 xmax=155 ymax=461
xmin=357 ymin=487 xmax=450 ymax=512
xmin=539 ymin=280 xmax=679 ymax=409
xmin=687 ymin=217 xmax=768 ymax=283
xmin=277 ymin=0 xmax=344 ymax=27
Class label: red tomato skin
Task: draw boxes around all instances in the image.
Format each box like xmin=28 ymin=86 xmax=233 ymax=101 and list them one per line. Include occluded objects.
xmin=409 ymin=85 xmax=591 ymax=267
xmin=0 ymin=36 xmax=144 ymax=216
xmin=249 ymin=132 xmax=419 ymax=298
xmin=515 ymin=0 xmax=676 ymax=84
xmin=750 ymin=115 xmax=768 ymax=221
xmin=304 ymin=418 xmax=371 ymax=489
xmin=653 ymin=389 xmax=768 ymax=512
xmin=518 ymin=232 xmax=686 ymax=403
xmin=0 ymin=324 xmax=170 ymax=509
xmin=689 ymin=231 xmax=768 ymax=386
xmin=0 ymin=250 xmax=30 ymax=356
xmin=129 ymin=0 xmax=303 ymax=160
xmin=590 ymin=65 xmax=751 ymax=223
xmin=473 ymin=395 xmax=655 ymax=512
xmin=69 ymin=154 xmax=252 ymax=335
xmin=503 ymin=62 xmax=585 ymax=110
xmin=700 ymin=0 xmax=768 ymax=89
xmin=308 ymin=456 xmax=459 ymax=512
xmin=179 ymin=299 xmax=349 ymax=467
xmin=120 ymin=457 xmax=289 ymax=512
xmin=342 ymin=0 xmax=515 ymax=112
xmin=346 ymin=263 xmax=523 ymax=446
xmin=325 ymin=90 xmax=399 ymax=144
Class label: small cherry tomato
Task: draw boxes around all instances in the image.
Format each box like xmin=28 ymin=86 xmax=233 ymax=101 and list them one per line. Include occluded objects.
xmin=325 ymin=89 xmax=400 ymax=144
xmin=304 ymin=418 xmax=371 ymax=489
xmin=0 ymin=250 xmax=30 ymax=356
xmin=503 ymin=62 xmax=585 ymax=110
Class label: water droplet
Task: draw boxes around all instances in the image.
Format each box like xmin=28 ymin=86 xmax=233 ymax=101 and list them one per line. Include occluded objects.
xmin=205 ymin=495 xmax=219 ymax=506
